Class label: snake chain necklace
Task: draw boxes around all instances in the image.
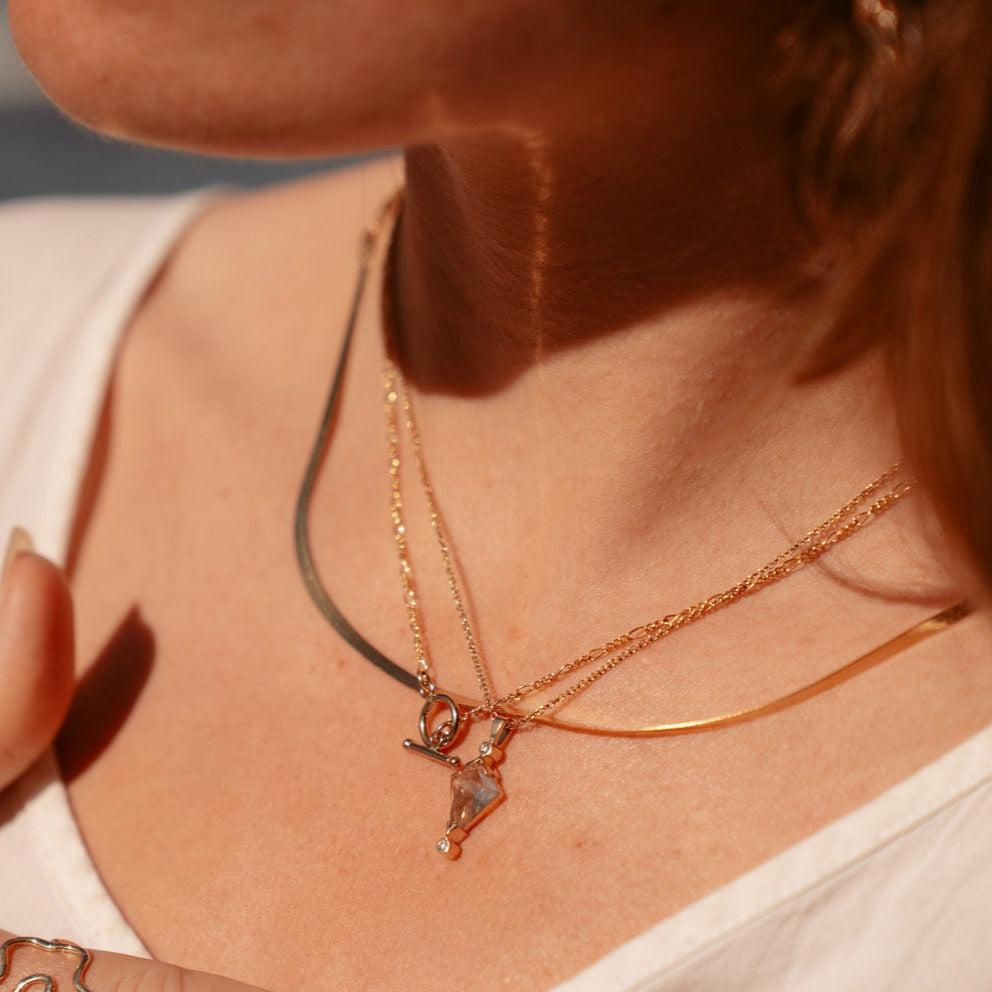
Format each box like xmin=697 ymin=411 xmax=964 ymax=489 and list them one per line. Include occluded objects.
xmin=294 ymin=190 xmax=971 ymax=860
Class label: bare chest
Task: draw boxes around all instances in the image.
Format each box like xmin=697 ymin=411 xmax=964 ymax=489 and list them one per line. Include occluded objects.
xmin=58 ymin=293 xmax=992 ymax=992
xmin=62 ymin=514 xmax=992 ymax=992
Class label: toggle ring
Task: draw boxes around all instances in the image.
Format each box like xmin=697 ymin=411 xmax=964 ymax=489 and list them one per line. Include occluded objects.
xmin=419 ymin=692 xmax=461 ymax=749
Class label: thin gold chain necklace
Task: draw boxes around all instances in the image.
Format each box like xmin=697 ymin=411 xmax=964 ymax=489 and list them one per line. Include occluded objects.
xmin=388 ymin=365 xmax=913 ymax=727
xmin=293 ymin=190 xmax=972 ymax=861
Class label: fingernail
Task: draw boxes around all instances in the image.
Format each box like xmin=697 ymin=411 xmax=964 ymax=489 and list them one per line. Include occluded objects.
xmin=1 ymin=527 xmax=34 ymax=604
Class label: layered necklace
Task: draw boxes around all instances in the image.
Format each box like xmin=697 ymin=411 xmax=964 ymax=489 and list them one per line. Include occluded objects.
xmin=294 ymin=190 xmax=971 ymax=861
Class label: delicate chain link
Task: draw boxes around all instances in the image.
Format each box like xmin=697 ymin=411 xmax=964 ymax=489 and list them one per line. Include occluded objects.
xmin=384 ymin=340 xmax=914 ymax=727
xmin=396 ymin=372 xmax=496 ymax=711
xmin=506 ymin=477 xmax=914 ymax=725
xmin=384 ymin=364 xmax=435 ymax=697
xmin=377 ymin=200 xmax=915 ymax=728
xmin=289 ymin=190 xmax=967 ymax=741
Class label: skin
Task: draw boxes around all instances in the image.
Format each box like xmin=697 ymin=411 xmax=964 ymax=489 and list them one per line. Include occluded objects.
xmin=3 ymin=1 xmax=992 ymax=989
xmin=0 ymin=556 xmax=264 ymax=992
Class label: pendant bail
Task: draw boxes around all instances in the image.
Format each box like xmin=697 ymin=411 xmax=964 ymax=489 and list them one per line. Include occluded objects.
xmin=478 ymin=714 xmax=513 ymax=765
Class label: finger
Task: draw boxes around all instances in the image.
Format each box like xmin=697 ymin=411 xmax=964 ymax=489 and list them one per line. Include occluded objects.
xmin=0 ymin=931 xmax=273 ymax=992
xmin=0 ymin=531 xmax=75 ymax=790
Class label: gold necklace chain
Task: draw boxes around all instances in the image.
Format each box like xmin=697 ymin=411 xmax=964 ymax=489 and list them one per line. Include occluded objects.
xmin=385 ymin=350 xmax=914 ymax=728
xmin=292 ymin=189 xmax=971 ymax=860
xmin=384 ymin=362 xmax=494 ymax=711
xmin=375 ymin=186 xmax=919 ymax=732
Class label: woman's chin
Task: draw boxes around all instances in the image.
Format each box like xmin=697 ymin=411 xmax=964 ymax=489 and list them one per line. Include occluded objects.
xmin=8 ymin=0 xmax=138 ymax=138
xmin=7 ymin=0 xmax=337 ymax=156
xmin=5 ymin=0 xmax=650 ymax=159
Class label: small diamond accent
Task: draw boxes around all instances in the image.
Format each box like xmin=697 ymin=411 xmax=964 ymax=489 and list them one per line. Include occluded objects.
xmin=437 ymin=837 xmax=450 ymax=854
xmin=479 ymin=741 xmax=493 ymax=756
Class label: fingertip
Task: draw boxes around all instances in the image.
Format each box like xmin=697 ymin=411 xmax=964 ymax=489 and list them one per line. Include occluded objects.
xmin=0 ymin=552 xmax=75 ymax=788
xmin=4 ymin=552 xmax=75 ymax=681
xmin=0 ymin=526 xmax=34 ymax=605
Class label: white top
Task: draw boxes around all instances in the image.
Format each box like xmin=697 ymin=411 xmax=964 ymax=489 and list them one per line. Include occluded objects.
xmin=0 ymin=189 xmax=990 ymax=991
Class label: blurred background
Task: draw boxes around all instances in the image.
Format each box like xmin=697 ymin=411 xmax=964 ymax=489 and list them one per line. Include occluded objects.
xmin=0 ymin=0 xmax=348 ymax=200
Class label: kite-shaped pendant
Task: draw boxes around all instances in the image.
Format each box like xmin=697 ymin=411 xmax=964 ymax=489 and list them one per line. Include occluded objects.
xmin=403 ymin=698 xmax=513 ymax=860
xmin=436 ymin=717 xmax=512 ymax=859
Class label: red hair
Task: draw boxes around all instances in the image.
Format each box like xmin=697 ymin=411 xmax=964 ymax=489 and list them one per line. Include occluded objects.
xmin=784 ymin=0 xmax=992 ymax=589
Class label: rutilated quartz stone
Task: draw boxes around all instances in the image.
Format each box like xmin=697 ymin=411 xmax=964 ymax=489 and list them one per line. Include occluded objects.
xmin=447 ymin=758 xmax=504 ymax=833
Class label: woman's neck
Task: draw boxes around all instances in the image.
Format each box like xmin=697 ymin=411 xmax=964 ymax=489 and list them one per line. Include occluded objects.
xmin=393 ymin=40 xmax=810 ymax=394
xmin=380 ymin=12 xmax=948 ymax=614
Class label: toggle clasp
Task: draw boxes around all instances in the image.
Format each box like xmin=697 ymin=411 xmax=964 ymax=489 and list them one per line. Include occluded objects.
xmin=403 ymin=692 xmax=463 ymax=767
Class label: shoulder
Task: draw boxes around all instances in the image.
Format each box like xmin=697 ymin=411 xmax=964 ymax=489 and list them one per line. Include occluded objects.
xmin=120 ymin=155 xmax=403 ymax=394
xmin=0 ymin=190 xmax=216 ymax=364
xmin=0 ymin=193 xmax=165 ymax=258
xmin=0 ymin=191 xmax=216 ymax=559
xmin=0 ymin=191 xmax=209 ymax=295
xmin=0 ymin=152 xmax=401 ymax=385
xmin=148 ymin=155 xmax=403 ymax=320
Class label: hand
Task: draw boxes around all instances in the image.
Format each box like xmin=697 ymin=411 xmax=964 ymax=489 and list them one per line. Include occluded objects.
xmin=0 ymin=530 xmax=274 ymax=992
xmin=0 ymin=930 xmax=272 ymax=991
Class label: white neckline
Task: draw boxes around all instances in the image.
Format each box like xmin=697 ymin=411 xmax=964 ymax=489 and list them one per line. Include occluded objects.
xmin=13 ymin=184 xmax=992 ymax=988
xmin=549 ymin=721 xmax=992 ymax=990
xmin=14 ymin=187 xmax=220 ymax=957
